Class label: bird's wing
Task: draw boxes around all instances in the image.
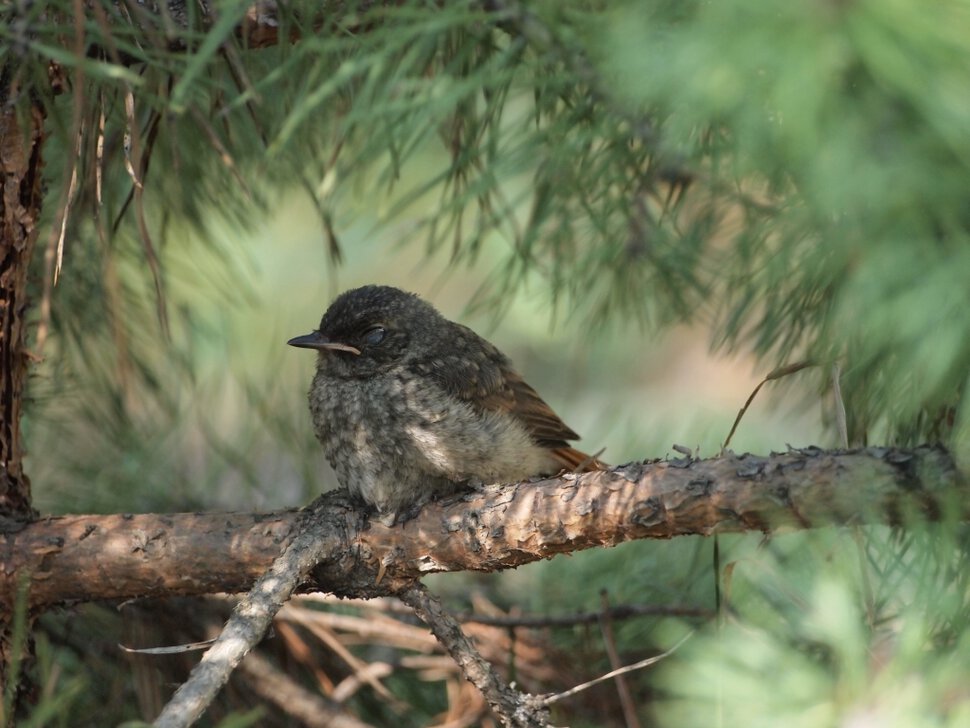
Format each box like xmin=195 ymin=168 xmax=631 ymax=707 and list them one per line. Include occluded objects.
xmin=417 ymin=324 xmax=580 ymax=448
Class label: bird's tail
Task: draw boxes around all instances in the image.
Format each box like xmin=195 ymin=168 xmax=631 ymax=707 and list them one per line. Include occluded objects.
xmin=551 ymin=446 xmax=609 ymax=472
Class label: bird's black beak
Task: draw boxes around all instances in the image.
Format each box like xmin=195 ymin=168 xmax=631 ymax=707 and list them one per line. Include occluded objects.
xmin=287 ymin=331 xmax=361 ymax=355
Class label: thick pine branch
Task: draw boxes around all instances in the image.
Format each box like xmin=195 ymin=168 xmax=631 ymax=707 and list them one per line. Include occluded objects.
xmin=1 ymin=446 xmax=963 ymax=610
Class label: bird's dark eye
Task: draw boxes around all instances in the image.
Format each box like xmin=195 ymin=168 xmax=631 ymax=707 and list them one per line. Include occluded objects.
xmin=362 ymin=325 xmax=386 ymax=347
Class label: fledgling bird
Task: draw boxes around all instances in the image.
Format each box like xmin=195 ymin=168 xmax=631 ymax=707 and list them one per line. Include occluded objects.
xmin=288 ymin=285 xmax=603 ymax=525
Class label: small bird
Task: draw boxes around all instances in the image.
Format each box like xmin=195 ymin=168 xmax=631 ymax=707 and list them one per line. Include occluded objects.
xmin=288 ymin=285 xmax=603 ymax=525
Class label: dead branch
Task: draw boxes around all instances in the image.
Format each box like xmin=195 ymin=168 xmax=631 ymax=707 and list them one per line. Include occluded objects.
xmin=152 ymin=497 xmax=365 ymax=728
xmin=235 ymin=647 xmax=375 ymax=728
xmin=1 ymin=446 xmax=964 ymax=612
xmin=458 ymin=602 xmax=712 ymax=627
xmin=399 ymin=583 xmax=549 ymax=728
xmin=291 ymin=592 xmax=712 ymax=627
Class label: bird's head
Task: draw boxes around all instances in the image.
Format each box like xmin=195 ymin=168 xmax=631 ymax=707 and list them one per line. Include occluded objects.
xmin=288 ymin=285 xmax=441 ymax=378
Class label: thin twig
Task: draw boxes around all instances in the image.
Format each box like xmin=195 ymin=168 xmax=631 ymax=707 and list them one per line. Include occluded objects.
xmin=123 ymin=87 xmax=170 ymax=338
xmin=398 ymin=583 xmax=550 ymax=728
xmin=274 ymin=619 xmax=337 ymax=695
xmin=35 ymin=0 xmax=87 ymax=355
xmin=120 ymin=639 xmax=215 ymax=655
xmin=53 ymin=121 xmax=83 ymax=285
xmin=235 ymin=645 xmax=376 ymax=728
xmin=35 ymin=150 xmax=81 ymax=349
xmin=831 ymin=362 xmax=849 ymax=448
xmin=152 ymin=505 xmax=350 ymax=728
xmin=598 ymin=590 xmax=641 ymax=728
xmin=284 ymin=606 xmax=406 ymax=710
xmin=89 ymin=86 xmax=136 ymax=407
xmin=542 ymin=632 xmax=692 ymax=706
xmin=110 ymin=109 xmax=155 ymax=232
xmin=188 ymin=105 xmax=254 ymax=201
xmin=460 ymin=594 xmax=698 ymax=625
xmin=722 ymin=361 xmax=815 ymax=452
xmin=279 ymin=602 xmax=438 ymax=652
xmin=331 ymin=662 xmax=394 ymax=704
xmin=95 ymin=95 xmax=105 ymax=209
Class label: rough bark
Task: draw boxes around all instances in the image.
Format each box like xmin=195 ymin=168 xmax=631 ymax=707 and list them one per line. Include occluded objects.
xmin=0 ymin=104 xmax=43 ymax=522
xmin=1 ymin=446 xmax=963 ymax=611
xmin=0 ymin=93 xmax=46 ymax=716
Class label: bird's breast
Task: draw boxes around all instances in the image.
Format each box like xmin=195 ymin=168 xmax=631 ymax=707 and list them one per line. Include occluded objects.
xmin=308 ymin=370 xmax=556 ymax=484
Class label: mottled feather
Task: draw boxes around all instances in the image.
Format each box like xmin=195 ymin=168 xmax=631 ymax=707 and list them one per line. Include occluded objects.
xmin=415 ymin=323 xmax=603 ymax=471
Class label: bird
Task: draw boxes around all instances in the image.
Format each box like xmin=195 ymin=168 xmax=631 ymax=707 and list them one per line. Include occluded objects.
xmin=288 ymin=285 xmax=604 ymax=526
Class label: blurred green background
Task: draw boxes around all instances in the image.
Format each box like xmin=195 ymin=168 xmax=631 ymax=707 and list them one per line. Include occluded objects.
xmin=29 ymin=190 xmax=824 ymax=516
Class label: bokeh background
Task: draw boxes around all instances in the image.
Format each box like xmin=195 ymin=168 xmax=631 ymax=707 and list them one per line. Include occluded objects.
xmin=29 ymin=191 xmax=824 ymax=516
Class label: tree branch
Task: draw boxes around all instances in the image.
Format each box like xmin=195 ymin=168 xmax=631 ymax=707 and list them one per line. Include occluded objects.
xmin=399 ymin=583 xmax=549 ymax=728
xmin=458 ymin=602 xmax=713 ymax=627
xmin=152 ymin=490 xmax=552 ymax=728
xmin=1 ymin=446 xmax=963 ymax=612
xmin=234 ymin=646 xmax=376 ymax=728
xmin=152 ymin=496 xmax=365 ymax=728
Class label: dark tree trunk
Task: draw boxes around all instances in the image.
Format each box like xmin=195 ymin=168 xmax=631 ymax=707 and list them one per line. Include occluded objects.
xmin=0 ymin=95 xmax=45 ymax=718
xmin=0 ymin=102 xmax=42 ymax=522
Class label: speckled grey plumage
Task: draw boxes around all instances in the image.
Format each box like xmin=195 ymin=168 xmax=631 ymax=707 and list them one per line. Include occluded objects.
xmin=295 ymin=285 xmax=593 ymax=525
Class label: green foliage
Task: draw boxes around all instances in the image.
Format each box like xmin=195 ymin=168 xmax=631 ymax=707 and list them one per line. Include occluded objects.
xmin=5 ymin=0 xmax=966 ymax=451
xmin=599 ymin=0 xmax=970 ymax=446
xmin=657 ymin=527 xmax=970 ymax=727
